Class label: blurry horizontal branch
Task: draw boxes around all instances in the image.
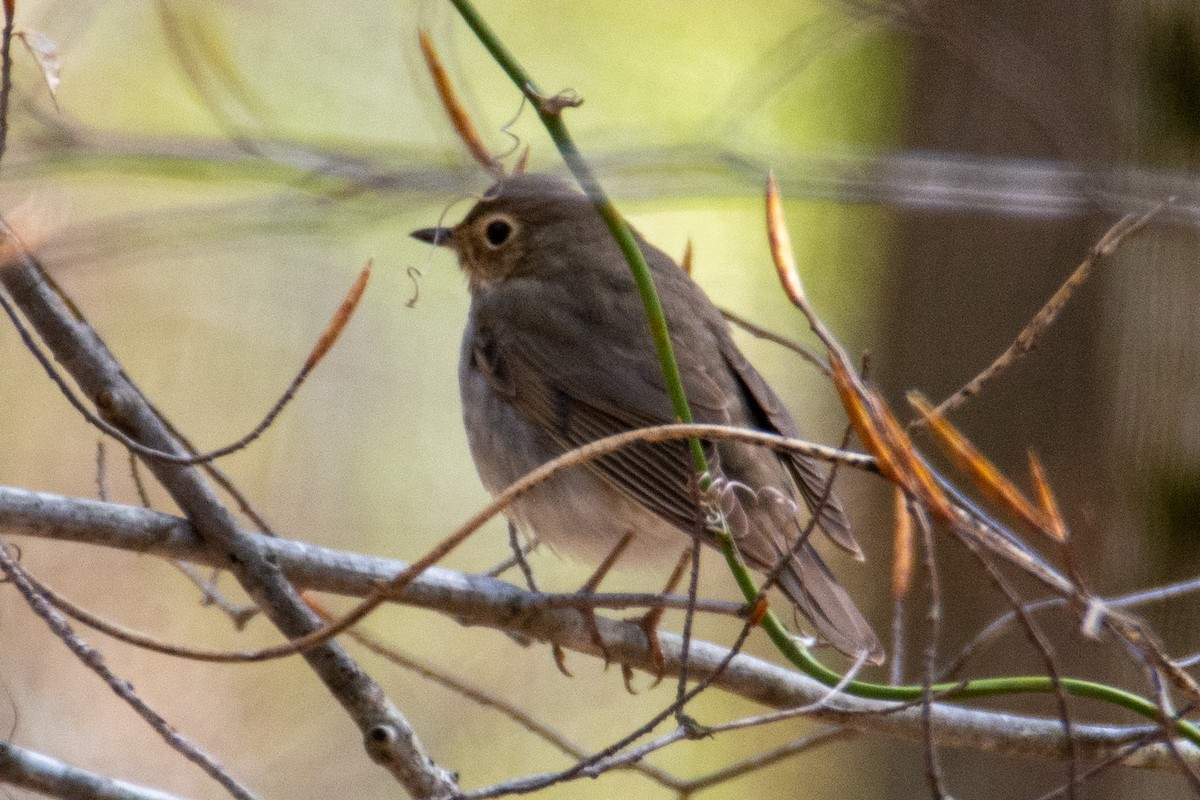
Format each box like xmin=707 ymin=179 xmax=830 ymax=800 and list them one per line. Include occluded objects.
xmin=0 ymin=740 xmax=186 ymax=800
xmin=8 ymin=103 xmax=1200 ymax=225
xmin=1 ymin=483 xmax=1197 ymax=773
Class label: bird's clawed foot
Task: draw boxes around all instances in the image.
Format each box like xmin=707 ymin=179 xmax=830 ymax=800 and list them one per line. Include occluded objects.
xmin=621 ymin=550 xmax=690 ymax=694
xmin=621 ymin=606 xmax=667 ymax=693
xmin=552 ymin=532 xmax=634 ymax=677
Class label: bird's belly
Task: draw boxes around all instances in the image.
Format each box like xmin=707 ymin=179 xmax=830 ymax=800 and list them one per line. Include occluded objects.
xmin=460 ymin=364 xmax=686 ymax=566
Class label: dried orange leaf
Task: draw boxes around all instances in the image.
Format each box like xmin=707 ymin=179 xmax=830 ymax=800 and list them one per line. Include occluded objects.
xmin=876 ymin=392 xmax=955 ymax=523
xmin=1028 ymin=450 xmax=1069 ymax=542
xmin=765 ymin=172 xmax=807 ymax=306
xmin=892 ymin=486 xmax=914 ymax=601
xmin=909 ymin=392 xmax=1048 ymax=532
xmin=15 ymin=29 xmax=60 ymax=107
xmin=305 ymin=260 xmax=372 ymax=372
xmin=830 ymin=357 xmax=899 ymax=482
xmin=514 ymin=146 xmax=531 ymax=176
xmin=680 ymin=237 xmax=694 ymax=276
xmin=418 ymin=29 xmax=502 ymax=178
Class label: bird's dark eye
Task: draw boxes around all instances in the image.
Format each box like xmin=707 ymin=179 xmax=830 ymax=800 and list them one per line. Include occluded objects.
xmin=484 ymin=218 xmax=513 ymax=247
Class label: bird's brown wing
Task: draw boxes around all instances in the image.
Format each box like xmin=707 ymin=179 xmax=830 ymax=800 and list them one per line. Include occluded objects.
xmin=467 ymin=312 xmax=709 ymax=533
xmin=469 ymin=313 xmax=883 ymax=664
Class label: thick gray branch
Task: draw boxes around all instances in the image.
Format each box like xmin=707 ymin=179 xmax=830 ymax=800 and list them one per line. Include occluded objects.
xmin=2 ymin=484 xmax=1194 ymax=772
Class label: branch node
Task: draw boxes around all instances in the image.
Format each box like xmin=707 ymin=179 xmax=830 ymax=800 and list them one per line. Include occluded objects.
xmin=523 ymin=83 xmax=583 ymax=115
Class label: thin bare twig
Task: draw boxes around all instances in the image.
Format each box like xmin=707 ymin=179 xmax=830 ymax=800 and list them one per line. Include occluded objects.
xmin=305 ymin=597 xmax=684 ymax=791
xmin=673 ymin=727 xmax=854 ymax=794
xmin=94 ymin=441 xmax=109 ymax=502
xmin=0 ymin=545 xmax=259 ymax=800
xmin=503 ymin=521 xmax=540 ymax=590
xmin=913 ymin=505 xmax=950 ymax=799
xmin=919 ymin=204 xmax=1165 ymax=423
xmin=953 ymin=530 xmax=1079 ymax=798
xmin=129 ymin=448 xmax=259 ymax=624
xmin=720 ymin=306 xmax=831 ymax=378
xmin=0 ymin=236 xmax=370 ymax=468
xmin=942 ymin=576 xmax=1200 ymax=680
xmin=1144 ymin=662 xmax=1200 ymax=794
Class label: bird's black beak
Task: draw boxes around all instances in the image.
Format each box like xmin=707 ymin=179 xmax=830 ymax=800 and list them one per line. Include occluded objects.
xmin=410 ymin=227 xmax=454 ymax=247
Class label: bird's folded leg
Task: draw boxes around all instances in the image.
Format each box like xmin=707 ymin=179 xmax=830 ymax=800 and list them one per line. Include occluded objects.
xmin=622 ymin=549 xmax=690 ymax=693
xmin=573 ymin=531 xmax=635 ymax=671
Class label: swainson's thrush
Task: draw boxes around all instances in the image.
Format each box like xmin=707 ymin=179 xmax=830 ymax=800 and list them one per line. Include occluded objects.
xmin=412 ymin=174 xmax=881 ymax=664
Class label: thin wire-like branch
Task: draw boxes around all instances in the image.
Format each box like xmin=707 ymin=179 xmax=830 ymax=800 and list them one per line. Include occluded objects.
xmin=673 ymin=727 xmax=854 ymax=794
xmin=0 ymin=544 xmax=259 ymax=800
xmin=305 ymin=598 xmax=683 ymax=791
xmin=0 ymin=253 xmax=371 ymax=467
xmin=129 ymin=448 xmax=259 ymax=625
xmin=0 ymin=0 xmax=13 ymax=171
xmin=719 ymin=306 xmax=831 ymax=377
xmin=953 ymin=528 xmax=1079 ymax=798
xmin=918 ymin=204 xmax=1165 ymax=423
xmin=942 ymin=576 xmax=1200 ymax=681
xmin=913 ymin=504 xmax=950 ymax=800
xmin=95 ymin=441 xmax=110 ymax=502
xmin=170 ymin=560 xmax=257 ymax=627
xmin=1031 ymin=734 xmax=1177 ymax=800
xmin=503 ymin=521 xmax=540 ymax=589
xmin=1144 ymin=661 xmax=1200 ymax=794
xmin=461 ymin=611 xmax=765 ymax=799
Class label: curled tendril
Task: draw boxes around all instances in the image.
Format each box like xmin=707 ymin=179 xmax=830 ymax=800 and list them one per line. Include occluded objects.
xmin=495 ymin=94 xmax=529 ymax=162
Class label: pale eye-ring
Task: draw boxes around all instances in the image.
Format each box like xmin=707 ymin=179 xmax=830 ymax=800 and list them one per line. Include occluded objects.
xmin=484 ymin=217 xmax=514 ymax=248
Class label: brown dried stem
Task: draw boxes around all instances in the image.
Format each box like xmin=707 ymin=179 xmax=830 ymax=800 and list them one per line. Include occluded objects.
xmin=919 ymin=204 xmax=1165 ymax=423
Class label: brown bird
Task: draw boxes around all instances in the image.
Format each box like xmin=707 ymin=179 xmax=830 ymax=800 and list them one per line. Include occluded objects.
xmin=413 ymin=173 xmax=882 ymax=665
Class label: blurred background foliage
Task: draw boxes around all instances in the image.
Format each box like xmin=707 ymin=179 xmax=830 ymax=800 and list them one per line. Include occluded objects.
xmin=0 ymin=0 xmax=1198 ymax=798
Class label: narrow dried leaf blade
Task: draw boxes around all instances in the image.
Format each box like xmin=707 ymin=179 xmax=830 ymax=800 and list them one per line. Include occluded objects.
xmin=875 ymin=393 xmax=955 ymax=522
xmin=892 ymin=486 xmax=914 ymax=600
xmin=765 ymin=172 xmax=807 ymax=306
xmin=305 ymin=260 xmax=372 ymax=372
xmin=680 ymin=238 xmax=693 ymax=276
xmin=909 ymin=392 xmax=1048 ymax=532
xmin=830 ymin=358 xmax=899 ymax=482
xmin=1028 ymin=450 xmax=1069 ymax=542
xmin=418 ymin=29 xmax=502 ymax=177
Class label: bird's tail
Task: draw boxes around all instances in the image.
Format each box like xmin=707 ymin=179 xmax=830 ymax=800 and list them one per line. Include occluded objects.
xmin=774 ymin=542 xmax=884 ymax=665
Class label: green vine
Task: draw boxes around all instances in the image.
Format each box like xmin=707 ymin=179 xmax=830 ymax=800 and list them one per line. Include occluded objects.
xmin=445 ymin=0 xmax=1200 ymax=750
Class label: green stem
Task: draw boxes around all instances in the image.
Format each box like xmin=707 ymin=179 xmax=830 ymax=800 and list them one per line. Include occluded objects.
xmin=445 ymin=0 xmax=1200 ymax=750
xmin=448 ymin=0 xmax=705 ymax=474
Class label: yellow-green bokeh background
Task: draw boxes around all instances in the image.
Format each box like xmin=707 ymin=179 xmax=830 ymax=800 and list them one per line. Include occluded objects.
xmin=0 ymin=0 xmax=1084 ymax=798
